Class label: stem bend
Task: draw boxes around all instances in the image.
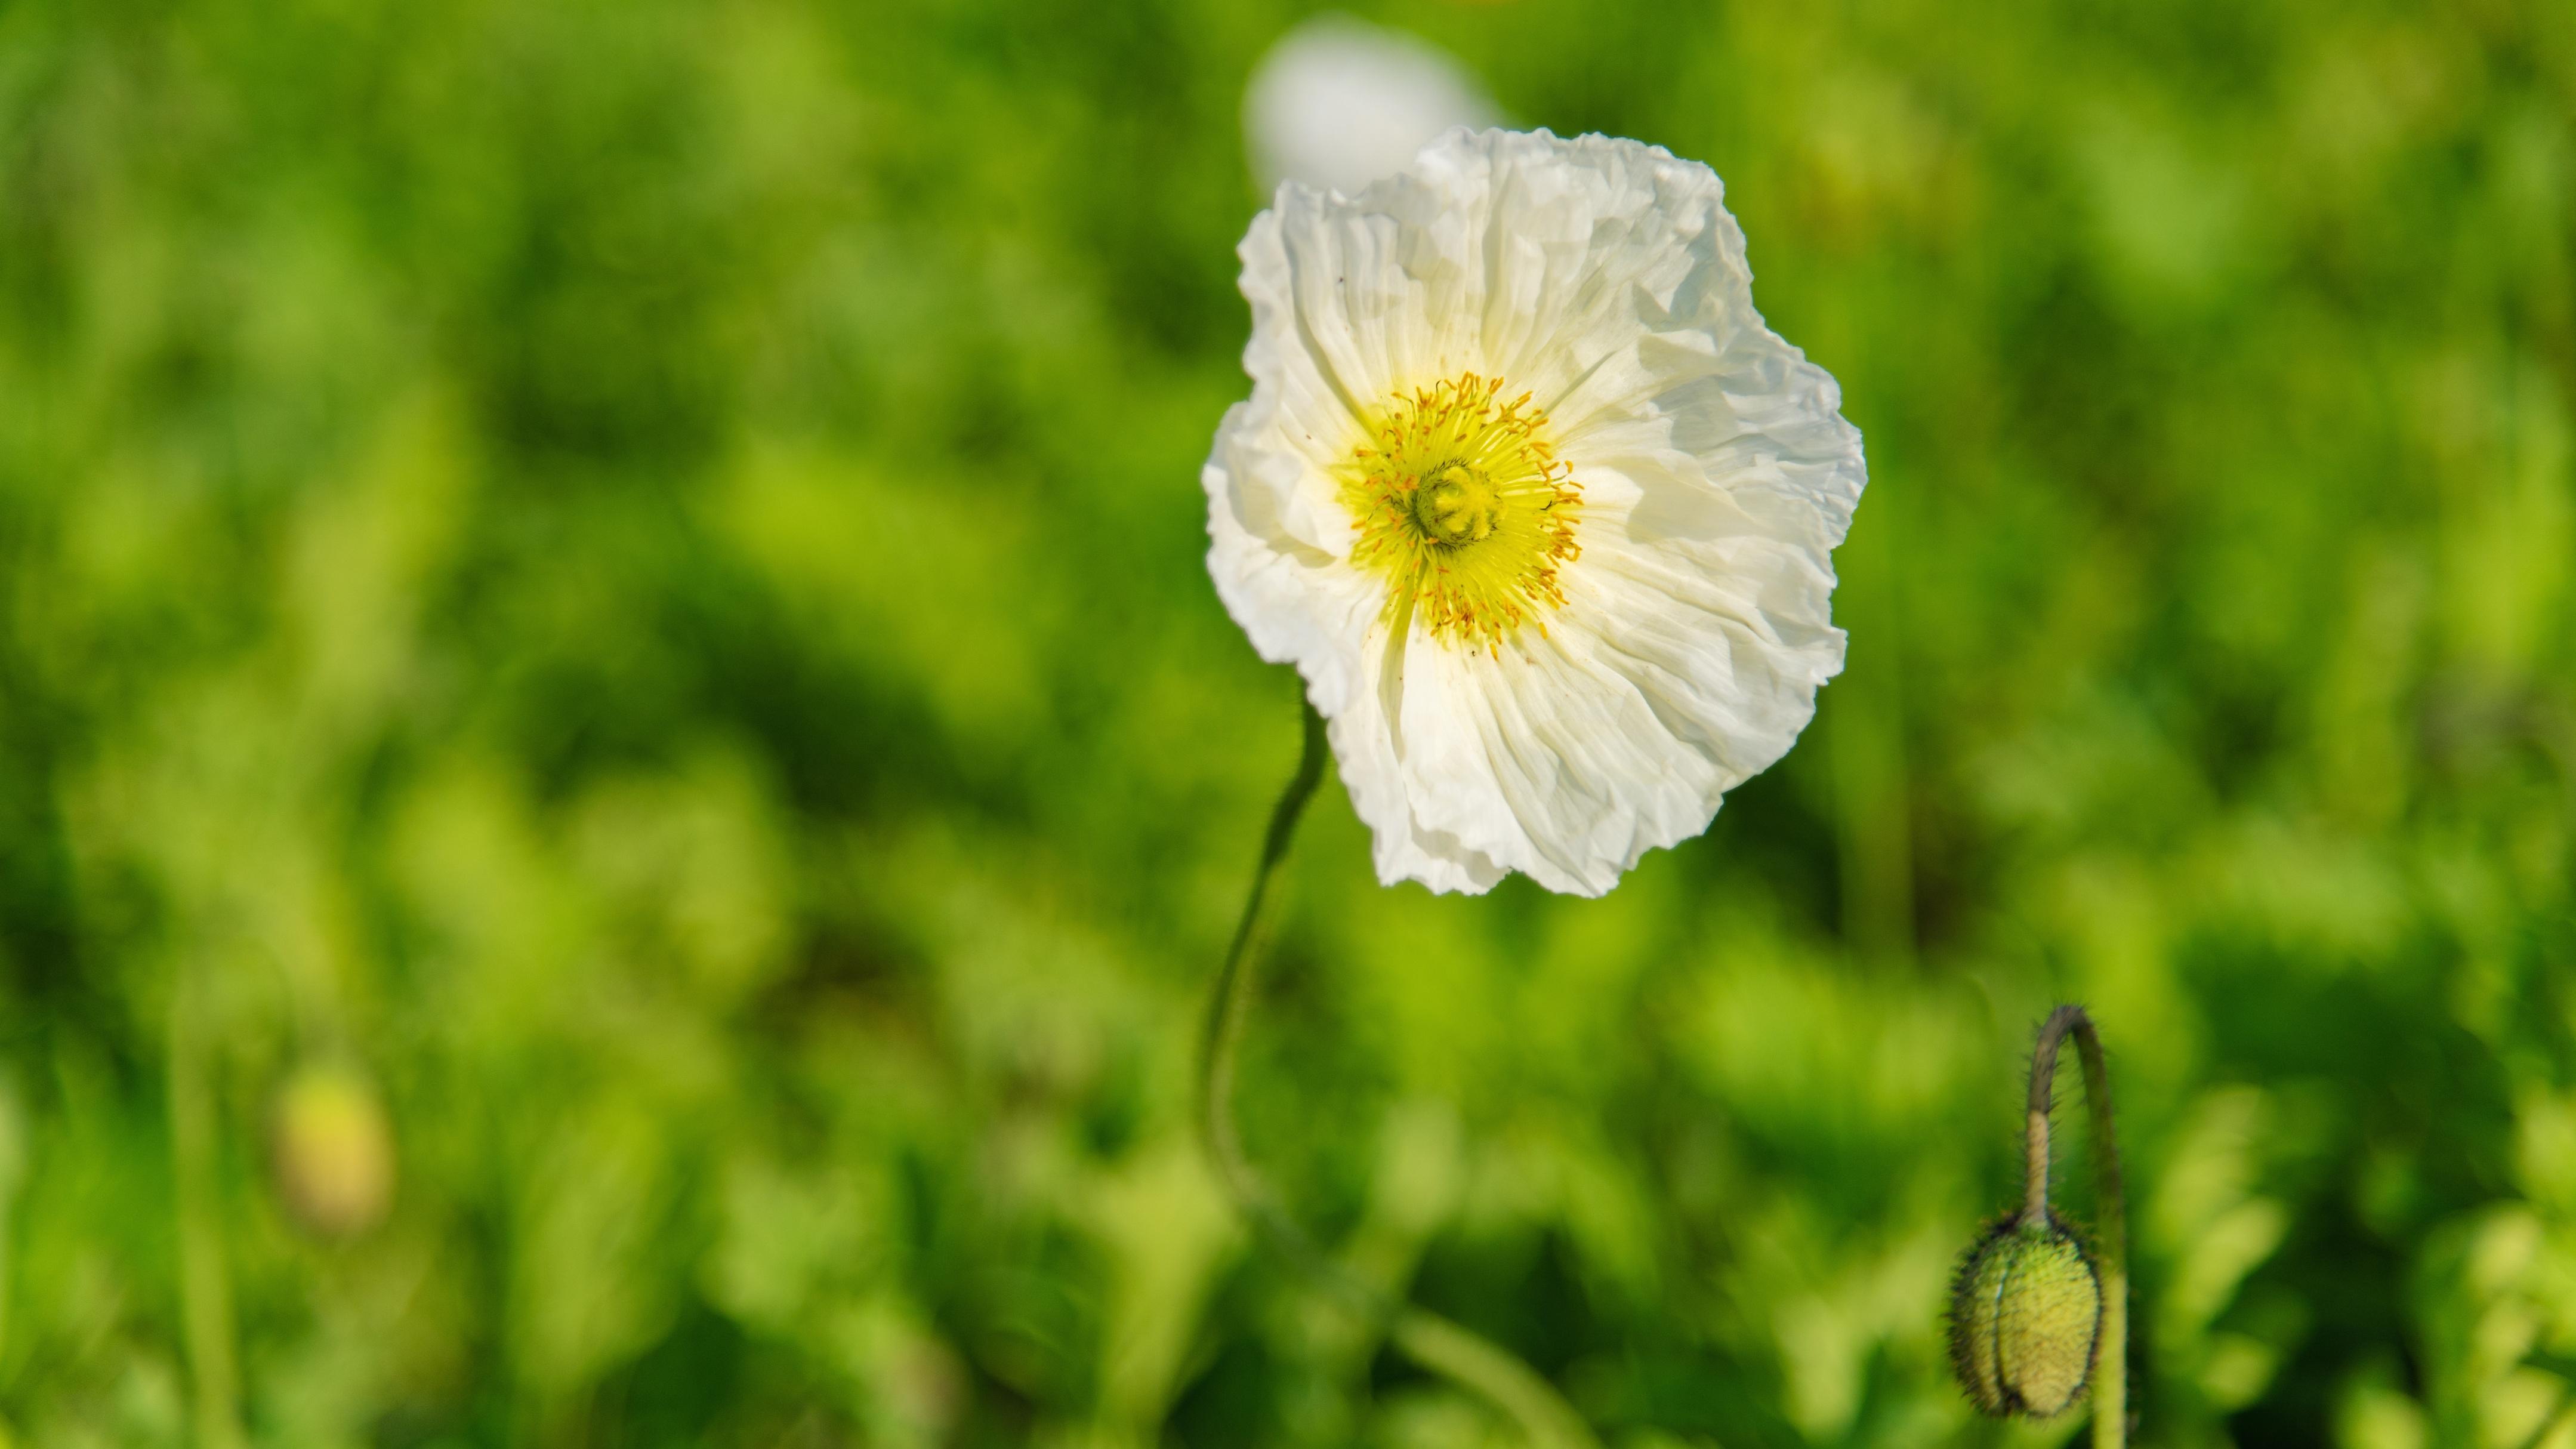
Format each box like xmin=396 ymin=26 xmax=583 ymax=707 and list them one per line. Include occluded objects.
xmin=2024 ymin=1004 xmax=2129 ymax=1449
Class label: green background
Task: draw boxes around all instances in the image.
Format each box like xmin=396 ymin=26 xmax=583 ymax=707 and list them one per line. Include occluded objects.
xmin=1 ymin=0 xmax=2571 ymax=1445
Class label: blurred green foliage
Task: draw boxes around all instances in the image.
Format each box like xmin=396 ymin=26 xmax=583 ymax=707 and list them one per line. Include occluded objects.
xmin=0 ymin=0 xmax=2571 ymax=1445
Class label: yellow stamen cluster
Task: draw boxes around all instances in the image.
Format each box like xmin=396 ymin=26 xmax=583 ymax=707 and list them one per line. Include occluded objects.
xmin=1340 ymin=372 xmax=1581 ymax=650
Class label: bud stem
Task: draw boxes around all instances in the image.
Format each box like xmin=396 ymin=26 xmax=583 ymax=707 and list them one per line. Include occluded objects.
xmin=2023 ymin=1004 xmax=2128 ymax=1449
xmin=1198 ymin=690 xmax=1602 ymax=1449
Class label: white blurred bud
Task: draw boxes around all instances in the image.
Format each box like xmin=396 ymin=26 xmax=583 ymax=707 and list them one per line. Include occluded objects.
xmin=1244 ymin=15 xmax=1504 ymax=198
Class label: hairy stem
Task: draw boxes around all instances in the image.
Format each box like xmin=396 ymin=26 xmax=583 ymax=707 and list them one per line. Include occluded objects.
xmin=1198 ymin=692 xmax=1601 ymax=1449
xmin=2025 ymin=1004 xmax=2128 ymax=1449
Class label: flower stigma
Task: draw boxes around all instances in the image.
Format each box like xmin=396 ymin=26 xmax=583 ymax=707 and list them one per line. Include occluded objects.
xmin=1342 ymin=372 xmax=1580 ymax=650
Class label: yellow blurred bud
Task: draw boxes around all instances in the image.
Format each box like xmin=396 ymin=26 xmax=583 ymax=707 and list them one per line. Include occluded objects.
xmin=1948 ymin=1213 xmax=2102 ymax=1419
xmin=271 ymin=1063 xmax=395 ymax=1239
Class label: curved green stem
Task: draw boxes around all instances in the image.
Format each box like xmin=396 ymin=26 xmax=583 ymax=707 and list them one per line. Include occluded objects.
xmin=1198 ymin=691 xmax=1601 ymax=1449
xmin=2026 ymin=1005 xmax=2128 ymax=1449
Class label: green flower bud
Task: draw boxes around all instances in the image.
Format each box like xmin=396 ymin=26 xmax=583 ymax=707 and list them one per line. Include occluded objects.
xmin=271 ymin=1063 xmax=396 ymax=1240
xmin=1948 ymin=1212 xmax=2102 ymax=1419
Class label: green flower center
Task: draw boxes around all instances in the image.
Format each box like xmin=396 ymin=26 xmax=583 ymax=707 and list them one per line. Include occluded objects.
xmin=1411 ymin=463 xmax=1501 ymax=546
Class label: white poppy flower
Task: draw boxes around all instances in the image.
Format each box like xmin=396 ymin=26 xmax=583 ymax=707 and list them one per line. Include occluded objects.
xmin=1202 ymin=128 xmax=1866 ymax=896
xmin=1244 ymin=16 xmax=1503 ymax=198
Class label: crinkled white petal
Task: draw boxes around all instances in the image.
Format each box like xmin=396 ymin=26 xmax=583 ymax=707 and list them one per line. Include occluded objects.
xmin=1204 ymin=127 xmax=1866 ymax=896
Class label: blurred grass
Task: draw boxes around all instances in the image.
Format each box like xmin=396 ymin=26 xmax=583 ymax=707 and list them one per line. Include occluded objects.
xmin=0 ymin=0 xmax=2572 ymax=1445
